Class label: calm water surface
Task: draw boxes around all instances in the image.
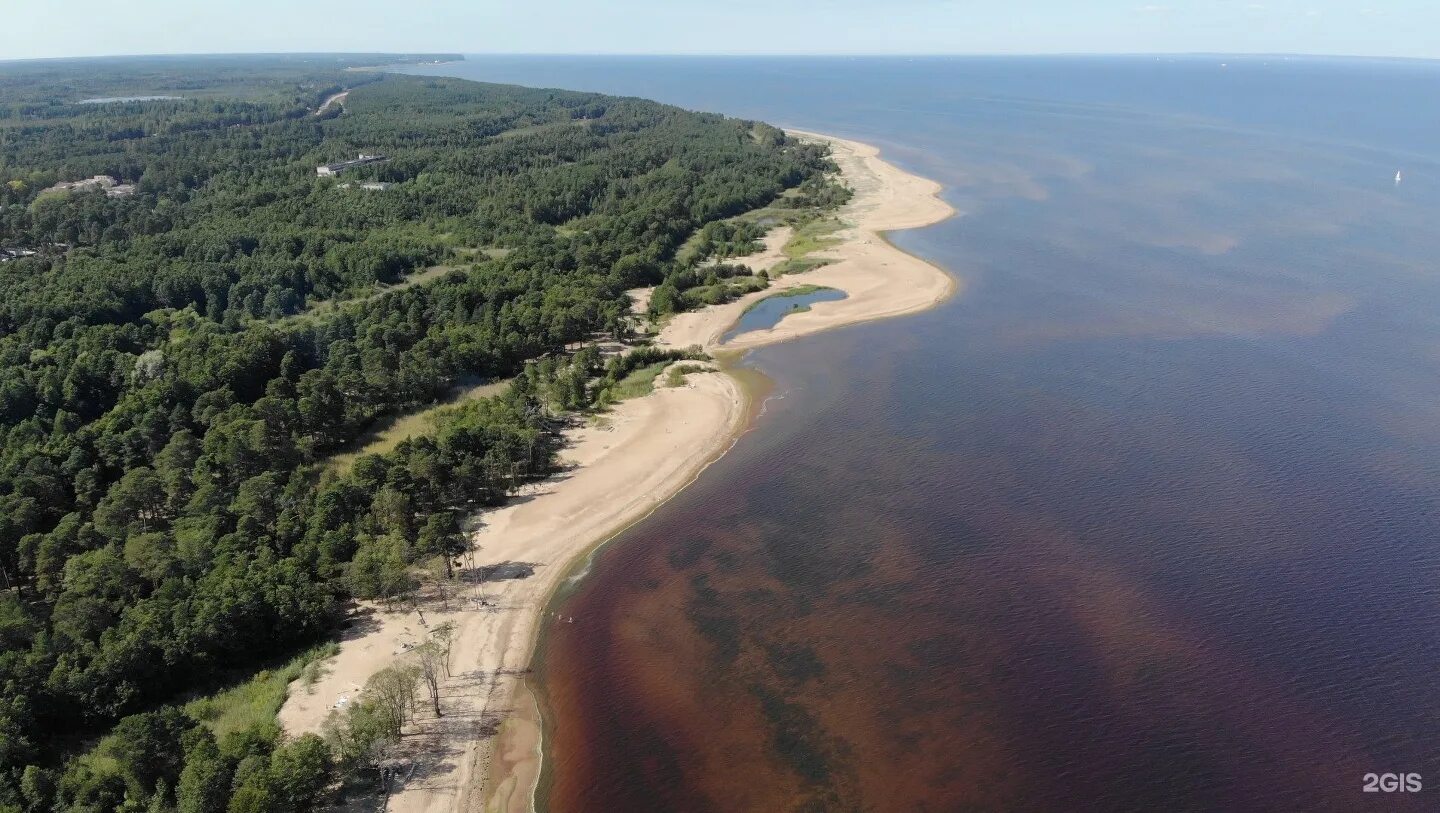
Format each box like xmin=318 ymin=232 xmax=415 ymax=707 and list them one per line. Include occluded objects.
xmin=722 ymin=288 xmax=849 ymax=343
xmin=412 ymin=57 xmax=1440 ymax=811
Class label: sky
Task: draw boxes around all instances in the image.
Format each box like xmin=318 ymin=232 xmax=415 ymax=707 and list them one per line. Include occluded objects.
xmin=1 ymin=0 xmax=1436 ymax=62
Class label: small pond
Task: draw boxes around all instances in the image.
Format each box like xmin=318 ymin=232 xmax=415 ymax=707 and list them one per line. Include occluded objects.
xmin=722 ymin=287 xmax=847 ymax=342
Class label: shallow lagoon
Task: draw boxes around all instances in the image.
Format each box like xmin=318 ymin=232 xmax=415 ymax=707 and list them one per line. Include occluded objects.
xmin=721 ymin=287 xmax=848 ymax=343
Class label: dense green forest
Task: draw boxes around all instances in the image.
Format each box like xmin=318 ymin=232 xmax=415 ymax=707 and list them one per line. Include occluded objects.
xmin=0 ymin=55 xmax=839 ymax=811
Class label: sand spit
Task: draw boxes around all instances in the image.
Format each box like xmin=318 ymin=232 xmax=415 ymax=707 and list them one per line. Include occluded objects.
xmin=657 ymin=132 xmax=957 ymax=354
xmin=278 ymin=131 xmax=956 ymax=813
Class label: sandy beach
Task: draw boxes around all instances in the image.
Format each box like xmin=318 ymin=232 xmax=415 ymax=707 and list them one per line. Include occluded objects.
xmin=278 ymin=130 xmax=956 ymax=813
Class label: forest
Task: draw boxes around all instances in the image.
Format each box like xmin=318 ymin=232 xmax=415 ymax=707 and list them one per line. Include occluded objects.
xmin=0 ymin=55 xmax=839 ymax=811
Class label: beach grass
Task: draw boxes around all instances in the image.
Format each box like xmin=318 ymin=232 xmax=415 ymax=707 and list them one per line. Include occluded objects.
xmin=665 ymin=363 xmax=711 ymax=388
xmin=328 ymin=378 xmax=511 ymax=472
xmin=769 ymin=256 xmax=834 ymax=277
xmin=783 ymin=217 xmax=844 ymax=259
xmin=752 ymin=217 xmax=842 ymax=277
xmin=184 ymin=643 xmax=340 ymax=739
xmin=73 ymin=642 xmax=339 ymax=777
xmin=673 ymin=193 xmax=842 ymax=270
xmin=610 ymin=361 xmax=671 ymax=401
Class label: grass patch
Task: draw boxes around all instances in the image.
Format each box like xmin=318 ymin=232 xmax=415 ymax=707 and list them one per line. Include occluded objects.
xmin=72 ymin=642 xmax=340 ymax=777
xmin=184 ymin=642 xmax=340 ymax=739
xmin=405 ymin=263 xmax=467 ymax=285
xmin=671 ymin=194 xmax=844 ymax=279
xmin=287 ymin=260 xmax=473 ymax=325
xmin=782 ymin=217 xmax=844 ymax=259
xmin=769 ymin=256 xmax=834 ymax=278
xmin=609 ymin=361 xmax=670 ymax=401
xmin=665 ymin=363 xmax=710 ymax=388
xmin=738 ymin=217 xmax=841 ymax=278
xmin=729 ymin=276 xmax=771 ymax=297
xmin=328 ymin=377 xmax=511 ymax=473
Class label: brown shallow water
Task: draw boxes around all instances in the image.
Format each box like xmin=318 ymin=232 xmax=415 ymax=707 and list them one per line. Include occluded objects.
xmin=538 ymin=323 xmax=1440 ymax=812
xmin=414 ymin=56 xmax=1440 ymax=812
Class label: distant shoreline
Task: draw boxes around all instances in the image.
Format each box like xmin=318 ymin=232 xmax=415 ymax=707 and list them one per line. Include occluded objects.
xmin=277 ymin=129 xmax=958 ymax=813
xmin=347 ymin=57 xmax=466 ymax=73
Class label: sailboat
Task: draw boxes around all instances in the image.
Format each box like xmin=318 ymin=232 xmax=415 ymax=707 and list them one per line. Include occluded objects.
xmin=1395 ymin=171 xmax=1403 ymax=186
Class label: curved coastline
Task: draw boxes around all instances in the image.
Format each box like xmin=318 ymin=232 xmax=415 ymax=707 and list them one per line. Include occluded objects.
xmin=277 ymin=130 xmax=957 ymax=813
xmin=500 ymin=131 xmax=959 ymax=813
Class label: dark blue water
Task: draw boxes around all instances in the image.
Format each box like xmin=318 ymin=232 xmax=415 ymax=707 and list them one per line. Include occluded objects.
xmin=410 ymin=57 xmax=1440 ymax=811
xmin=406 ymin=54 xmax=1440 ymax=161
xmin=722 ymin=288 xmax=848 ymax=342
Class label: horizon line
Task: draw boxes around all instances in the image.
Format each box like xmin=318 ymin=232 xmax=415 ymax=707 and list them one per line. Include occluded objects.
xmin=3 ymin=49 xmax=1438 ymax=65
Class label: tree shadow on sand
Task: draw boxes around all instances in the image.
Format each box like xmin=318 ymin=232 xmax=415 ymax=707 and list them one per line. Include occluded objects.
xmin=470 ymin=561 xmax=539 ymax=583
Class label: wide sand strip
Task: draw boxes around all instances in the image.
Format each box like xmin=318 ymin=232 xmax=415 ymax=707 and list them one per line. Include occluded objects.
xmin=282 ymin=371 xmax=746 ymax=813
xmin=278 ymin=131 xmax=956 ymax=813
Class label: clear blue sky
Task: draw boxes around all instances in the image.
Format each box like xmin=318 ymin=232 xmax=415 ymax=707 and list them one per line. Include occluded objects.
xmin=3 ymin=0 xmax=1435 ymax=61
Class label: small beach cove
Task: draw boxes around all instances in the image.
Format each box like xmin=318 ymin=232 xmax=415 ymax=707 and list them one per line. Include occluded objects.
xmin=275 ymin=129 xmax=957 ymax=813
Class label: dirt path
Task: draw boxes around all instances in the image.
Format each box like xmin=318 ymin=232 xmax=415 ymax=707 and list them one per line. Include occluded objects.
xmin=316 ymin=90 xmax=350 ymax=116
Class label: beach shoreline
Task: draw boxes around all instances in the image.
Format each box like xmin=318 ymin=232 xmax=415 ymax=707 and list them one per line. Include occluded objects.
xmin=654 ymin=132 xmax=958 ymax=354
xmin=276 ymin=130 xmax=957 ymax=813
